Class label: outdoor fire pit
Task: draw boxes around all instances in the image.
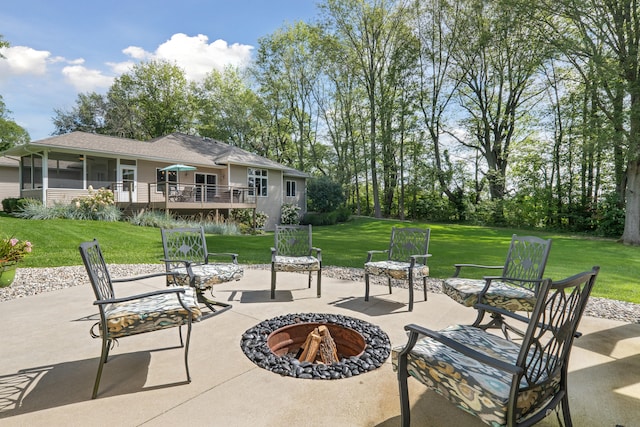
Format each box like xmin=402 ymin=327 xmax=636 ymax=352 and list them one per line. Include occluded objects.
xmin=240 ymin=313 xmax=391 ymax=380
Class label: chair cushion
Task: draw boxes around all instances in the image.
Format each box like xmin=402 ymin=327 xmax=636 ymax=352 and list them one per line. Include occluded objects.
xmin=364 ymin=260 xmax=429 ymax=280
xmin=273 ymin=255 xmax=321 ymax=272
xmin=392 ymin=324 xmax=560 ymax=425
xmin=442 ymin=278 xmax=536 ymax=312
xmin=102 ymin=287 xmax=201 ymax=338
xmin=172 ymin=263 xmax=244 ymax=290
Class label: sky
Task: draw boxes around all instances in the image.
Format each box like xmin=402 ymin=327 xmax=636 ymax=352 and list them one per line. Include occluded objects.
xmin=0 ymin=0 xmax=320 ymax=141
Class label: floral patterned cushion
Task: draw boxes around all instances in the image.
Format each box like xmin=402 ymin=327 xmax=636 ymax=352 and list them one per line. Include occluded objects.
xmin=392 ymin=324 xmax=560 ymax=426
xmin=172 ymin=263 xmax=244 ymax=290
xmin=364 ymin=260 xmax=429 ymax=280
xmin=101 ymin=287 xmax=202 ymax=339
xmin=442 ymin=278 xmax=536 ymax=312
xmin=273 ymin=255 xmax=321 ymax=272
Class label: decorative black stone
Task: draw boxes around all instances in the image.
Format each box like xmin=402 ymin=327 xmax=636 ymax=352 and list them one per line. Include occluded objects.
xmin=240 ymin=313 xmax=391 ymax=380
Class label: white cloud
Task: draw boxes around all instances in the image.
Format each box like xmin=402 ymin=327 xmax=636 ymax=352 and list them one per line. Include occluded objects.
xmin=61 ymin=65 xmax=114 ymax=92
xmin=123 ymin=33 xmax=254 ymax=81
xmin=0 ymin=45 xmax=51 ymax=77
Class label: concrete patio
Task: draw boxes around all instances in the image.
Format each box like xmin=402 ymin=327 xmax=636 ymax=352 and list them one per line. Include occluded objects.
xmin=0 ymin=268 xmax=639 ymax=426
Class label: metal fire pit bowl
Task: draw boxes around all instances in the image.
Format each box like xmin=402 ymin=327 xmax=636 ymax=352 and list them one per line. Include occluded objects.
xmin=240 ymin=313 xmax=391 ymax=380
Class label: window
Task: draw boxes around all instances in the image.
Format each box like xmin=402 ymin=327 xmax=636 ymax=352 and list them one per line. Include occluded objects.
xmin=47 ymin=152 xmax=83 ymax=189
xmin=195 ymin=172 xmax=217 ymax=202
xmin=157 ymin=168 xmax=177 ymax=192
xmin=286 ymin=180 xmax=296 ymax=197
xmin=248 ymin=168 xmax=268 ymax=197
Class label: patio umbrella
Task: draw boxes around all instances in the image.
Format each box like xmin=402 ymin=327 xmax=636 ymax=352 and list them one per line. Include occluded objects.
xmin=160 ymin=164 xmax=197 ymax=190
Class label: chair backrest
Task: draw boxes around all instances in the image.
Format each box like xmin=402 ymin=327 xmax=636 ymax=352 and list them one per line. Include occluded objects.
xmin=274 ymin=225 xmax=313 ymax=257
xmin=79 ymin=239 xmax=115 ymax=302
xmin=512 ymin=266 xmax=599 ymax=421
xmin=388 ymin=227 xmax=430 ymax=263
xmin=502 ymin=235 xmax=552 ymax=287
xmin=161 ymin=227 xmax=208 ymax=270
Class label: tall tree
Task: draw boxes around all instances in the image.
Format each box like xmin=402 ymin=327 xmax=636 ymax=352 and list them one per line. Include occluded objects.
xmin=320 ymin=0 xmax=411 ymax=218
xmin=540 ymin=0 xmax=640 ymax=244
xmin=106 ymin=60 xmax=192 ymax=140
xmin=253 ymin=22 xmax=324 ymax=171
xmin=449 ymin=0 xmax=552 ymax=220
xmin=194 ymin=66 xmax=267 ymax=151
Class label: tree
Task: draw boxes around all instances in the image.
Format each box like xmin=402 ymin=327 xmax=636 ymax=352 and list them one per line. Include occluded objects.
xmin=105 ymin=60 xmax=192 ymax=140
xmin=194 ymin=66 xmax=267 ymax=150
xmin=448 ymin=0 xmax=552 ymax=221
xmin=0 ymin=96 xmax=30 ymax=151
xmin=320 ymin=0 xmax=412 ymax=218
xmin=52 ymin=92 xmax=108 ymax=135
xmin=540 ymin=0 xmax=640 ymax=243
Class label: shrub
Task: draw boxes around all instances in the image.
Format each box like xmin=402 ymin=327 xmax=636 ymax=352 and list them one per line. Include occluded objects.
xmin=70 ymin=186 xmax=119 ymax=221
xmin=301 ymin=211 xmax=338 ymax=226
xmin=307 ymin=177 xmax=345 ymax=213
xmin=280 ymin=203 xmax=301 ymax=225
xmin=230 ymin=208 xmax=268 ymax=234
xmin=2 ymin=197 xmax=30 ymax=214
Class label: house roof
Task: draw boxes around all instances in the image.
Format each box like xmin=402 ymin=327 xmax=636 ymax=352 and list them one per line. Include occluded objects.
xmin=1 ymin=132 xmax=308 ymax=177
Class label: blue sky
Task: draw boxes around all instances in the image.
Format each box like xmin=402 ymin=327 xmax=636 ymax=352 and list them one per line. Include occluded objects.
xmin=0 ymin=0 xmax=319 ymax=141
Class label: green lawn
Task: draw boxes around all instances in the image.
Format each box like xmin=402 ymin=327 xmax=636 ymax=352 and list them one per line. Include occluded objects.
xmin=1 ymin=214 xmax=638 ymax=303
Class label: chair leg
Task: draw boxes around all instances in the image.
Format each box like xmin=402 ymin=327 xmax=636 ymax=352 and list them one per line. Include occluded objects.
xmin=308 ymin=270 xmax=312 ymax=288
xmin=398 ymin=356 xmax=411 ymax=427
xmin=387 ymin=277 xmax=393 ymax=294
xmin=364 ymin=272 xmax=370 ymax=301
xmin=408 ymin=272 xmax=414 ymax=312
xmin=183 ymin=317 xmax=193 ymax=383
xmin=316 ymin=269 xmax=321 ymax=297
xmin=271 ymin=265 xmax=276 ymax=299
xmin=422 ymin=277 xmax=428 ymax=301
xmin=562 ymin=398 xmax=572 ymax=426
xmin=92 ymin=337 xmax=111 ymax=399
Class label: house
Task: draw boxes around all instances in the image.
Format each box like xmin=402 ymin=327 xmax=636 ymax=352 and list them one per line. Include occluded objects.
xmin=0 ymin=156 xmax=20 ymax=209
xmin=0 ymin=132 xmax=309 ymax=230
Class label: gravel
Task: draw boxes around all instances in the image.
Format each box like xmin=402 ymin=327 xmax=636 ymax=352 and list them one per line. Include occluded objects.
xmin=1 ymin=264 xmax=638 ymax=324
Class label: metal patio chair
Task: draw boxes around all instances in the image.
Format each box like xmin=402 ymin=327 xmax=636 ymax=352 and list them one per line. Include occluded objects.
xmin=364 ymin=227 xmax=431 ymax=311
xmin=442 ymin=234 xmax=552 ymax=337
xmin=394 ymin=266 xmax=599 ymax=427
xmin=79 ymin=239 xmax=201 ymax=399
xmin=161 ymin=227 xmax=243 ymax=318
xmin=271 ymin=225 xmax=322 ymax=299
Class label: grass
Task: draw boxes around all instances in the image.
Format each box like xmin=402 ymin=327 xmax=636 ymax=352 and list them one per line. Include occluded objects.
xmin=1 ymin=214 xmax=638 ymax=304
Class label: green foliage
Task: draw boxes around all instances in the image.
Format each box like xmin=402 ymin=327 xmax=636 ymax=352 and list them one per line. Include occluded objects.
xmin=307 ymin=177 xmax=345 ymax=213
xmin=229 ymin=209 xmax=268 ymax=234
xmin=1 ymin=198 xmax=29 ymax=214
xmin=70 ymin=186 xmax=118 ymax=221
xmin=412 ymin=192 xmax=458 ymax=222
xmin=301 ymin=211 xmax=338 ymax=226
xmin=593 ymin=193 xmax=625 ymax=237
xmin=0 ymin=95 xmax=30 ymax=151
xmin=280 ymin=203 xmax=301 ymax=224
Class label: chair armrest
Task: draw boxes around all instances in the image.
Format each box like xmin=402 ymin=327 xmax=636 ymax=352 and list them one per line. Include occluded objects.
xmin=311 ymin=247 xmax=322 ymax=262
xmin=112 ymin=271 xmax=179 ymax=283
xmin=366 ymin=249 xmax=389 ymax=263
xmin=399 ymin=324 xmax=523 ymax=375
xmin=160 ymin=258 xmax=194 ymax=268
xmin=206 ymin=253 xmax=239 ymax=263
xmin=94 ymin=286 xmax=187 ymax=305
xmin=409 ymin=253 xmax=431 ymax=266
xmin=453 ymin=264 xmax=503 ymax=277
xmin=271 ymin=247 xmax=277 ymax=262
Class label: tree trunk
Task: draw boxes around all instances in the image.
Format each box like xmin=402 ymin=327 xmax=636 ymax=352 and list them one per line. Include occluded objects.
xmin=622 ymin=159 xmax=640 ymax=244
